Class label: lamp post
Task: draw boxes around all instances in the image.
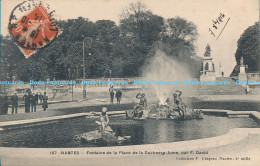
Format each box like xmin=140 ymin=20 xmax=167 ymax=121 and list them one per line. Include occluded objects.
xmin=45 ymin=77 xmax=50 ymax=93
xmin=12 ymin=75 xmax=16 ymax=92
xmin=76 ymin=65 xmax=79 ymax=79
xmin=109 ymin=70 xmax=112 ymax=88
xmin=68 ymin=68 xmax=73 ymax=101
xmin=82 ymin=37 xmax=92 ymax=99
xmin=68 ymin=67 xmax=71 ymax=91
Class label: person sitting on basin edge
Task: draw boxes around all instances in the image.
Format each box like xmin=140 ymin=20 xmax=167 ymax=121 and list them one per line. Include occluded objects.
xmin=100 ymin=107 xmax=109 ymax=131
xmin=134 ymin=93 xmax=147 ymax=117
xmin=90 ymin=107 xmax=110 ymax=132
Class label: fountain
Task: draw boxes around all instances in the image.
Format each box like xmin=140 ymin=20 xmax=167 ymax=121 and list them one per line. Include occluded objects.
xmin=127 ymin=92 xmax=203 ymax=120
xmin=128 ymin=50 xmax=203 ymax=120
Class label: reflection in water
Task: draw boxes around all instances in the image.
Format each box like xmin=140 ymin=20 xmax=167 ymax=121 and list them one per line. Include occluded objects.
xmin=111 ymin=123 xmax=145 ymax=145
xmin=158 ymin=121 xmax=168 ymax=142
xmin=143 ymin=120 xmax=174 ymax=144
xmin=0 ymin=115 xmax=259 ymax=148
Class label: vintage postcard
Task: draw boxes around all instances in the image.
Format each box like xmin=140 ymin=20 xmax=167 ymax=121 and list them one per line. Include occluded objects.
xmin=0 ymin=0 xmax=259 ymax=166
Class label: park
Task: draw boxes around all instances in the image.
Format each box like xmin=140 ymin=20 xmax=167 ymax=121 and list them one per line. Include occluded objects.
xmin=0 ymin=0 xmax=260 ymax=166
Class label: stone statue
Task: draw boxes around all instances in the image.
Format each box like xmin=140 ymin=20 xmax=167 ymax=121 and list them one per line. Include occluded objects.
xmin=240 ymin=57 xmax=244 ymax=66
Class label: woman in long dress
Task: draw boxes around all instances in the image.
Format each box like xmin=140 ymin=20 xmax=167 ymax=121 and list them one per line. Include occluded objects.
xmin=42 ymin=92 xmax=48 ymax=111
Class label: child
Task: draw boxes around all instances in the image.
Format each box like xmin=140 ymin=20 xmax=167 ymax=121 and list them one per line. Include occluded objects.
xmin=99 ymin=107 xmax=110 ymax=131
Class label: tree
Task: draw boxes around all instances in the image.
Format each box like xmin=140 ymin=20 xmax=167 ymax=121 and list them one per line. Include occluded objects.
xmin=235 ymin=22 xmax=259 ymax=72
xmin=161 ymin=17 xmax=198 ymax=57
xmin=1 ymin=4 xmax=201 ymax=79
xmin=231 ymin=22 xmax=259 ymax=77
xmin=204 ymin=44 xmax=211 ymax=57
xmin=120 ymin=1 xmax=149 ymax=39
xmin=119 ymin=1 xmax=164 ymax=75
xmin=1 ymin=35 xmax=36 ymax=81
xmin=120 ymin=2 xmax=164 ymax=45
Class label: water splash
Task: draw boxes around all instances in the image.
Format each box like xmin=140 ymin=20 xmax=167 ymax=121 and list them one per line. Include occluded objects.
xmin=142 ymin=50 xmax=193 ymax=103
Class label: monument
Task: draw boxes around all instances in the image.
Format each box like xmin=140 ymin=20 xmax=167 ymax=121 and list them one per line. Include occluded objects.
xmin=238 ymin=57 xmax=247 ymax=83
xmin=200 ymin=52 xmax=216 ymax=81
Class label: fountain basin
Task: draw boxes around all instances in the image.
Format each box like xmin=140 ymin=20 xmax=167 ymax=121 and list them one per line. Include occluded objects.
xmin=0 ymin=110 xmax=259 ymax=148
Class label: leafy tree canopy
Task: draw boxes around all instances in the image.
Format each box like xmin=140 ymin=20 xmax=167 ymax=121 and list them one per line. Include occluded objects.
xmin=235 ymin=22 xmax=259 ymax=72
xmin=231 ymin=22 xmax=259 ymax=76
xmin=1 ymin=2 xmax=201 ymax=81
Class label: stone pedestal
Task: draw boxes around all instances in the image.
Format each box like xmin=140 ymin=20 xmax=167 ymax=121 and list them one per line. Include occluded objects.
xmin=200 ymin=71 xmax=216 ymax=81
xmin=239 ymin=65 xmax=247 ymax=81
xmin=200 ymin=57 xmax=216 ymax=81
xmin=238 ymin=65 xmax=247 ymax=88
xmin=238 ymin=73 xmax=247 ymax=82
xmin=240 ymin=65 xmax=245 ymax=74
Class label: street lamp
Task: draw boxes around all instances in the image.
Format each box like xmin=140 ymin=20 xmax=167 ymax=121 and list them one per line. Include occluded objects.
xmin=82 ymin=36 xmax=92 ymax=99
xmin=109 ymin=70 xmax=112 ymax=88
xmin=68 ymin=68 xmax=71 ymax=90
xmin=68 ymin=68 xmax=73 ymax=101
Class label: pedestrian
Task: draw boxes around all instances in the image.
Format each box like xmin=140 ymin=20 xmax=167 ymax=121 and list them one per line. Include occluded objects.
xmin=3 ymin=93 xmax=9 ymax=115
xmin=35 ymin=92 xmax=39 ymax=104
xmin=11 ymin=92 xmax=19 ymax=114
xmin=39 ymin=92 xmax=43 ymax=103
xmin=0 ymin=93 xmax=4 ymax=115
xmin=30 ymin=93 xmax=37 ymax=112
xmin=0 ymin=93 xmax=8 ymax=115
xmin=28 ymin=92 xmax=33 ymax=112
xmin=221 ymin=71 xmax=224 ymax=77
xmin=116 ymin=90 xmax=122 ymax=104
xmin=245 ymin=85 xmax=250 ymax=94
xmin=110 ymin=90 xmax=114 ymax=104
xmin=23 ymin=92 xmax=30 ymax=113
xmin=42 ymin=92 xmax=48 ymax=111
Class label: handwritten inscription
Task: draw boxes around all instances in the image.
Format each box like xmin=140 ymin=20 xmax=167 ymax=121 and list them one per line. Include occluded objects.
xmin=209 ymin=13 xmax=230 ymax=40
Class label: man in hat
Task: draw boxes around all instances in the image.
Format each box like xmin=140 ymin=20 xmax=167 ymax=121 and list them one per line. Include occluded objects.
xmin=115 ymin=90 xmax=122 ymax=104
xmin=11 ymin=92 xmax=19 ymax=114
xmin=110 ymin=90 xmax=114 ymax=104
xmin=35 ymin=92 xmax=39 ymax=104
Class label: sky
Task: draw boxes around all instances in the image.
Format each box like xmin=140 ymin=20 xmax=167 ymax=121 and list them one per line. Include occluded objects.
xmin=1 ymin=0 xmax=259 ymax=76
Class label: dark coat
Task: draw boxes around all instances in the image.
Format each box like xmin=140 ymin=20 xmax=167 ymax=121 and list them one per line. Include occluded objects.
xmin=30 ymin=95 xmax=37 ymax=104
xmin=11 ymin=95 xmax=19 ymax=105
xmin=42 ymin=95 xmax=48 ymax=108
xmin=110 ymin=91 xmax=114 ymax=98
xmin=116 ymin=91 xmax=122 ymax=98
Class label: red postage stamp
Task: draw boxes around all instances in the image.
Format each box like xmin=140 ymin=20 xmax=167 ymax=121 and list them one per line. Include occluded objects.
xmin=9 ymin=1 xmax=61 ymax=58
